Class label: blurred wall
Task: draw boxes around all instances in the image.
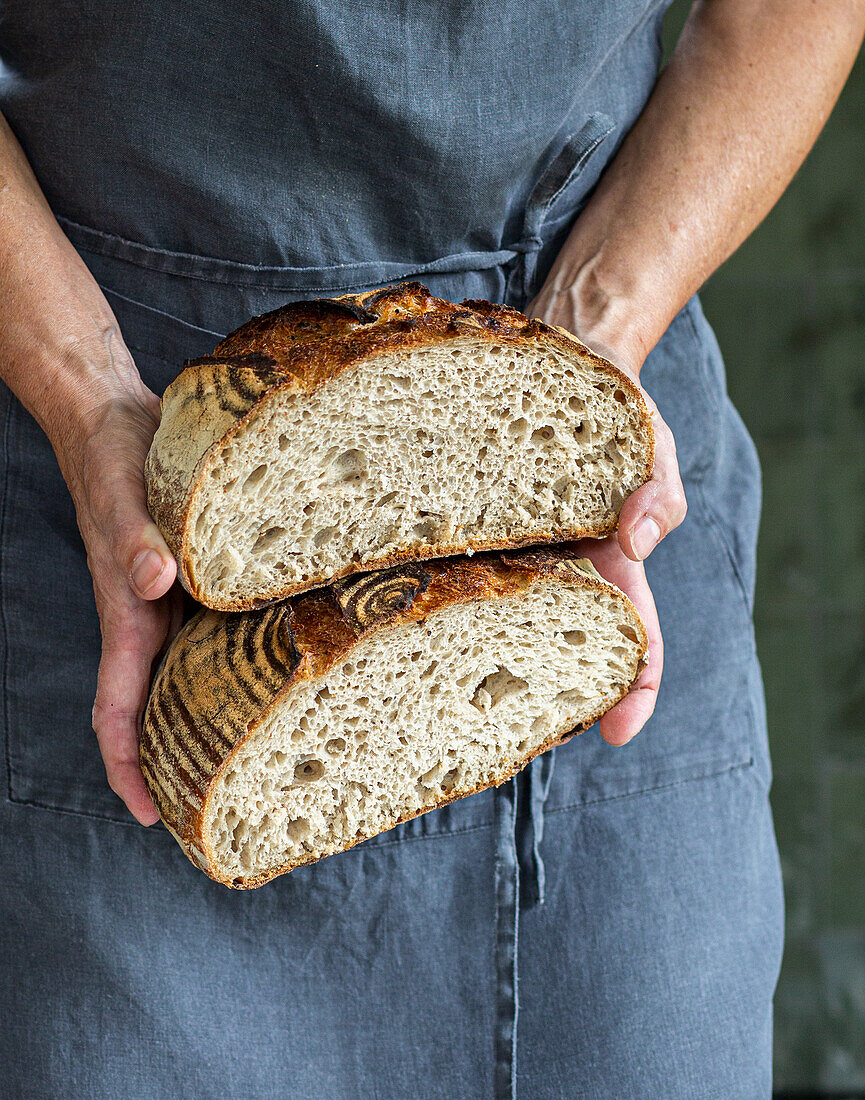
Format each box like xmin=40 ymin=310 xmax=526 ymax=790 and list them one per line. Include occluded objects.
xmin=662 ymin=3 xmax=865 ymax=1091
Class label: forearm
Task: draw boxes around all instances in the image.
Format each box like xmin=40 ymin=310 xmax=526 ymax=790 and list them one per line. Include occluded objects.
xmin=538 ymin=0 xmax=865 ymax=365
xmin=0 ymin=112 xmax=142 ymax=443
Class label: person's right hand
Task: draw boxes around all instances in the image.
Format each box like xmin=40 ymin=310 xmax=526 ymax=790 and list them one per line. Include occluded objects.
xmin=46 ymin=350 xmax=184 ymax=826
xmin=0 ymin=110 xmax=184 ymax=824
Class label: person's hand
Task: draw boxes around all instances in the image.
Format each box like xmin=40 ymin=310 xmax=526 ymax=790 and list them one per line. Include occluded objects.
xmin=526 ymin=288 xmax=687 ymax=745
xmin=45 ymin=354 xmax=183 ymax=825
xmin=0 ymin=111 xmax=186 ymax=822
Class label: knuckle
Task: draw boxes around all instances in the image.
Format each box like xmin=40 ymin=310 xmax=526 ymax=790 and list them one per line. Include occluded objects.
xmin=672 ymin=483 xmax=688 ymax=523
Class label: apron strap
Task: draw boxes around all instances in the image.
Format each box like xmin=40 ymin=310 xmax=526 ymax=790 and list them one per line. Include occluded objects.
xmin=492 ymin=752 xmax=558 ymax=1098
xmin=493 ymin=778 xmax=520 ymax=1100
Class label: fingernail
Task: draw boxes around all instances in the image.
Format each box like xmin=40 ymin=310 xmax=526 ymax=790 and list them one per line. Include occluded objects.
xmin=632 ymin=517 xmax=661 ymax=560
xmin=131 ymin=549 xmax=165 ymax=596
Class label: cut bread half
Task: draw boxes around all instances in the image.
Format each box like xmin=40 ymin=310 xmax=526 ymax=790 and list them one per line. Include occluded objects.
xmin=145 ymin=282 xmax=654 ymax=611
xmin=140 ymin=548 xmax=647 ymax=889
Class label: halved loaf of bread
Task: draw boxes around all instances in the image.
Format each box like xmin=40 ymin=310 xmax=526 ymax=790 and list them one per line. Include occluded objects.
xmin=145 ymin=282 xmax=653 ymax=611
xmin=140 ymin=548 xmax=647 ymax=889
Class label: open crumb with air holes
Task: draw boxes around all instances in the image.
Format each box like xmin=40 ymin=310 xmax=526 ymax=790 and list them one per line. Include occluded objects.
xmin=140 ymin=548 xmax=647 ymax=889
xmin=145 ymin=282 xmax=654 ymax=612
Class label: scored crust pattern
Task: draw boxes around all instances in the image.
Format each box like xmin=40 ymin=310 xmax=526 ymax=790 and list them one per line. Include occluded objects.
xmin=330 ymin=563 xmax=433 ymax=632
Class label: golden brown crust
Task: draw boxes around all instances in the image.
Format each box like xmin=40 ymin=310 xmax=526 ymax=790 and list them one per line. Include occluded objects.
xmin=144 ymin=282 xmax=654 ymax=610
xmin=144 ymin=353 xmax=285 ymax=559
xmin=139 ymin=546 xmax=648 ymax=888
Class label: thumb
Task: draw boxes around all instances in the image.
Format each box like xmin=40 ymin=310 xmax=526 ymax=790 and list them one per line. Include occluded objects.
xmin=127 ymin=525 xmax=177 ymax=601
xmin=108 ymin=473 xmax=177 ymax=601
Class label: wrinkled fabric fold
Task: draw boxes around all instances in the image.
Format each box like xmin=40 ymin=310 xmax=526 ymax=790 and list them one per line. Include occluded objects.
xmin=526 ymin=751 xmax=557 ymax=908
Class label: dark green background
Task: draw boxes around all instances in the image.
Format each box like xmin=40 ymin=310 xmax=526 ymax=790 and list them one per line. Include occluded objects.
xmin=662 ymin=4 xmax=865 ymax=1092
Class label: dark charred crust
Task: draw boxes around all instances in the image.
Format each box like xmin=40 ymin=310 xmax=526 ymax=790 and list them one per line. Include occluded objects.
xmin=330 ymin=563 xmax=433 ymax=633
xmin=494 ymin=544 xmax=600 ymax=579
xmin=221 ymin=603 xmax=301 ymax=683
xmin=459 ymin=298 xmax=527 ymax=325
xmin=305 ymin=298 xmax=379 ymax=325
xmin=183 ymin=352 xmax=281 ymax=373
xmin=359 ymin=281 xmax=438 ymax=315
xmin=215 ymin=299 xmax=379 ymax=356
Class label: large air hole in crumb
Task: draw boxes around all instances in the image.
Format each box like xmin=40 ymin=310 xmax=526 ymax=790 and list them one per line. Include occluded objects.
xmin=230 ymin=819 xmax=248 ymax=853
xmin=293 ymin=759 xmax=325 ymax=783
xmin=252 ymin=526 xmax=287 ymax=552
xmin=286 ymin=818 xmax=311 ymax=844
xmin=563 ymin=630 xmax=587 ymax=646
xmin=530 ymin=425 xmax=555 ymax=444
xmin=469 ymin=666 xmax=529 ymax=712
xmin=331 ymin=448 xmax=368 ymax=484
xmin=313 ymin=526 xmax=339 ymax=548
xmin=413 ymin=518 xmax=438 ymax=540
xmin=441 ymin=768 xmax=459 ymax=791
xmin=557 ymin=686 xmax=590 ymax=708
xmin=194 ymin=502 xmax=212 ymax=539
xmin=617 ymin=624 xmax=639 ymax=643
xmin=242 ymin=464 xmax=269 ymax=493
xmin=506 ymin=417 xmax=529 ymax=440
xmin=419 ymin=763 xmax=443 ymax=787
xmin=325 ymin=738 xmax=347 ymax=755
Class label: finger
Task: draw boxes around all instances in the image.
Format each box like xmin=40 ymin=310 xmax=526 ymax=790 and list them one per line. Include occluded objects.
xmin=153 ymin=584 xmax=186 ymax=668
xmin=598 ymin=560 xmax=664 ymax=747
xmin=103 ymin=464 xmax=177 ymax=602
xmin=617 ymin=404 xmax=687 ymax=561
xmin=92 ymin=603 xmax=170 ymax=826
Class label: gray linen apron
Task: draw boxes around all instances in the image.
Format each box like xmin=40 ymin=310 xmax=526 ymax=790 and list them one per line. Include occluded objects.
xmin=0 ymin=3 xmax=784 ymax=1097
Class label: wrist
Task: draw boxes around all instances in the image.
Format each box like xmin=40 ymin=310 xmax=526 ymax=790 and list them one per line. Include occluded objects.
xmin=539 ymin=242 xmax=673 ymax=373
xmin=19 ymin=319 xmax=149 ymax=445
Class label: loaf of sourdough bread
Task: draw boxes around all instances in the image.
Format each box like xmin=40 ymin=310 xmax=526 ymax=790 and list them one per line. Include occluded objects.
xmin=140 ymin=548 xmax=647 ymax=889
xmin=145 ymin=282 xmax=653 ymax=612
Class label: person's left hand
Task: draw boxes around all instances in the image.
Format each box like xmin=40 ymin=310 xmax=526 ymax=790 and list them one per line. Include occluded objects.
xmin=525 ymin=289 xmax=688 ymax=746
